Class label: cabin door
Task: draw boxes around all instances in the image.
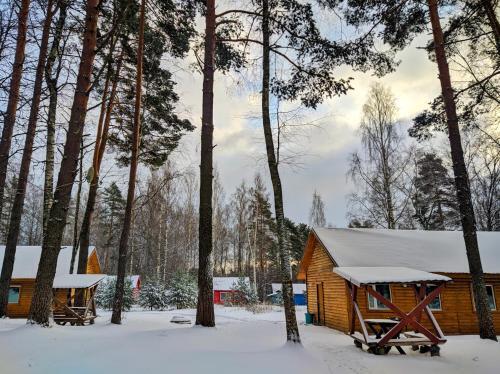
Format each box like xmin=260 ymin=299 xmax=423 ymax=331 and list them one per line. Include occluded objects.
xmin=316 ymin=283 xmax=325 ymax=326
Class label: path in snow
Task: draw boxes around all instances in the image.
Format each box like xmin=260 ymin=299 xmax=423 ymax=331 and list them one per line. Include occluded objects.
xmin=0 ymin=306 xmax=498 ymax=374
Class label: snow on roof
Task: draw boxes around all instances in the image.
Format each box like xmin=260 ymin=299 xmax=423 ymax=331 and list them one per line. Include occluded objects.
xmin=213 ymin=277 xmax=249 ymax=290
xmin=104 ymin=275 xmax=141 ymax=288
xmin=53 ymin=274 xmax=106 ymax=289
xmin=313 ymin=228 xmax=500 ymax=273
xmin=0 ymin=245 xmax=96 ymax=278
xmin=333 ymin=266 xmax=452 ymax=287
xmin=271 ymin=283 xmax=306 ymax=294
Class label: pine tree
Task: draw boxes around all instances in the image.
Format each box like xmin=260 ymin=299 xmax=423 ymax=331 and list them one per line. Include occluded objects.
xmin=231 ymin=277 xmax=258 ymax=306
xmin=167 ymin=271 xmax=197 ymax=309
xmin=412 ymin=153 xmax=459 ymax=230
xmin=28 ymin=0 xmax=101 ymax=326
xmin=139 ymin=280 xmax=169 ymax=311
xmin=0 ymin=0 xmax=30 ymax=222
xmin=0 ymin=0 xmax=55 ymax=317
xmin=95 ymin=278 xmax=134 ymax=311
xmin=98 ymin=183 xmax=126 ymax=272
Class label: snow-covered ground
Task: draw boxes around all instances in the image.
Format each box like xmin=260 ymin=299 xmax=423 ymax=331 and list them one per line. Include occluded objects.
xmin=0 ymin=306 xmax=498 ymax=374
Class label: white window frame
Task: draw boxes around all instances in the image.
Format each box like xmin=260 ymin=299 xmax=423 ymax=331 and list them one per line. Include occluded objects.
xmin=425 ymin=284 xmax=442 ymax=311
xmin=367 ymin=284 xmax=392 ymax=310
xmin=219 ymin=291 xmax=231 ymax=302
xmin=8 ymin=285 xmax=21 ymax=304
xmin=471 ymin=284 xmax=497 ymax=312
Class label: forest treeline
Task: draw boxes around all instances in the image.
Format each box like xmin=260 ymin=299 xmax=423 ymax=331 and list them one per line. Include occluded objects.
xmin=0 ymin=0 xmax=497 ymax=343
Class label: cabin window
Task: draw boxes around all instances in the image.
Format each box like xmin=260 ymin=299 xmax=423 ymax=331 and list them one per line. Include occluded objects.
xmin=220 ymin=292 xmax=232 ymax=302
xmin=367 ymin=284 xmax=391 ymax=310
xmin=471 ymin=285 xmax=496 ymax=311
xmin=486 ymin=286 xmax=497 ymax=310
xmin=8 ymin=286 xmax=20 ymax=304
xmin=426 ymin=284 xmax=442 ymax=311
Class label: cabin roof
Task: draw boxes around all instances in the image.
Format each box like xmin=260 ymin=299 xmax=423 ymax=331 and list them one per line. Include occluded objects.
xmin=300 ymin=228 xmax=500 ymax=276
xmin=213 ymin=277 xmax=249 ymax=290
xmin=53 ymin=274 xmax=106 ymax=289
xmin=271 ymin=283 xmax=306 ymax=294
xmin=0 ymin=245 xmax=96 ymax=278
xmin=333 ymin=266 xmax=452 ymax=287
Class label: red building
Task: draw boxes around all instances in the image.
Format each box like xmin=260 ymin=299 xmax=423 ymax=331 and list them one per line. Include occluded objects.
xmin=213 ymin=277 xmax=250 ymax=304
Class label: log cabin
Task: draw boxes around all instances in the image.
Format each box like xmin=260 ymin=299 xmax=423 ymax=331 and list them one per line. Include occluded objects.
xmin=298 ymin=228 xmax=500 ymax=335
xmin=0 ymin=245 xmax=103 ymax=319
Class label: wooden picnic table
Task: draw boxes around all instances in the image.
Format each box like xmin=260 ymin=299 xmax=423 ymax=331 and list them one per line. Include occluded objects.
xmin=364 ymin=319 xmax=405 ymax=354
xmin=365 ymin=319 xmax=399 ymax=338
xmin=337 ymin=267 xmax=450 ymax=357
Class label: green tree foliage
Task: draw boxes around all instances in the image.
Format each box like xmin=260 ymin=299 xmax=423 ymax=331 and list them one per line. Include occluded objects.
xmin=97 ymin=182 xmax=126 ymax=273
xmin=95 ymin=277 xmax=134 ymax=311
xmin=139 ymin=279 xmax=169 ymax=310
xmin=108 ymin=0 xmax=196 ymax=167
xmin=412 ymin=153 xmax=459 ymax=230
xmin=409 ymin=0 xmax=499 ymax=140
xmin=167 ymin=271 xmax=198 ymax=309
xmin=284 ymin=219 xmax=309 ymax=279
xmin=231 ymin=277 xmax=258 ymax=306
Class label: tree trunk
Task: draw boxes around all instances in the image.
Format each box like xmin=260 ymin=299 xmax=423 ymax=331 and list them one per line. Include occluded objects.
xmin=28 ymin=0 xmax=100 ymax=326
xmin=77 ymin=52 xmax=122 ymax=276
xmin=0 ymin=0 xmax=30 ymax=223
xmin=381 ymin=147 xmax=396 ymax=229
xmin=480 ymin=0 xmax=500 ymax=54
xmin=195 ymin=0 xmax=216 ymax=327
xmin=261 ymin=0 xmax=300 ymax=343
xmin=110 ymin=0 xmax=145 ymax=325
xmin=0 ymin=0 xmax=54 ymax=318
xmin=43 ymin=0 xmax=69 ymax=238
xmin=428 ymin=0 xmax=497 ymax=341
xmin=69 ymin=139 xmax=84 ymax=274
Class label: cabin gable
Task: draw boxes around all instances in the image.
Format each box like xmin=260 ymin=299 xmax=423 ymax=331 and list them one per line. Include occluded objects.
xmin=87 ymin=249 xmax=101 ymax=274
xmin=305 ymin=241 xmax=349 ymax=332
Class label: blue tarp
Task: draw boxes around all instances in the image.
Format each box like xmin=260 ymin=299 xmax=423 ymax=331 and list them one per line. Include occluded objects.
xmin=294 ymin=293 xmax=306 ymax=305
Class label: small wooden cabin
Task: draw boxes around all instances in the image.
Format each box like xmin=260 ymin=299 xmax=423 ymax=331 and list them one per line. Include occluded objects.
xmin=0 ymin=245 xmax=102 ymax=318
xmin=298 ymin=228 xmax=500 ymax=335
xmin=213 ymin=277 xmax=250 ymax=304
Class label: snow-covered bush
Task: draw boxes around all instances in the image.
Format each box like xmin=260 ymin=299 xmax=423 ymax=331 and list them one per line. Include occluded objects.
xmin=231 ymin=277 xmax=258 ymax=306
xmin=166 ymin=271 xmax=197 ymax=309
xmin=95 ymin=277 xmax=134 ymax=311
xmin=272 ymin=291 xmax=284 ymax=306
xmin=139 ymin=280 xmax=169 ymax=310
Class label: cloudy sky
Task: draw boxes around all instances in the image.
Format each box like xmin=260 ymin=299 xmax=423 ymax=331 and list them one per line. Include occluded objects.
xmin=165 ymin=29 xmax=443 ymax=228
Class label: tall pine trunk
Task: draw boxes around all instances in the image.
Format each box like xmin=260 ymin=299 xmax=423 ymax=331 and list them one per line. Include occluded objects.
xmin=110 ymin=0 xmax=145 ymax=324
xmin=428 ymin=0 xmax=497 ymax=341
xmin=43 ymin=0 xmax=69 ymax=237
xmin=196 ymin=0 xmax=216 ymax=327
xmin=261 ymin=0 xmax=300 ymax=343
xmin=0 ymin=0 xmax=54 ymax=318
xmin=69 ymin=139 xmax=84 ymax=274
xmin=77 ymin=54 xmax=122 ymax=276
xmin=0 ymin=0 xmax=31 ymax=222
xmin=480 ymin=0 xmax=500 ymax=54
xmin=27 ymin=0 xmax=100 ymax=326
